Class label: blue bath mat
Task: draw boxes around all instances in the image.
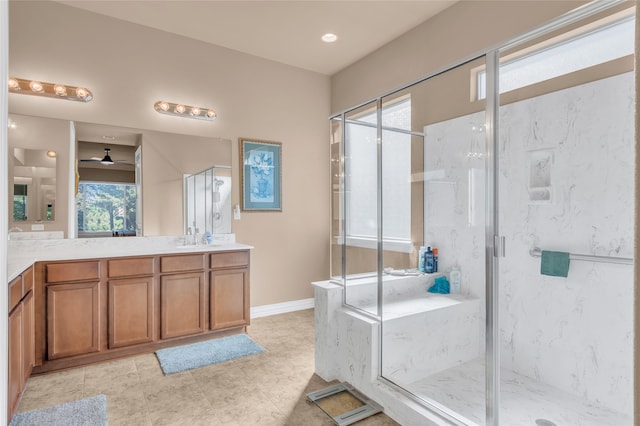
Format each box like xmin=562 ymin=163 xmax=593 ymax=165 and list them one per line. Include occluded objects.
xmin=9 ymin=394 xmax=107 ymax=426
xmin=155 ymin=334 xmax=265 ymax=375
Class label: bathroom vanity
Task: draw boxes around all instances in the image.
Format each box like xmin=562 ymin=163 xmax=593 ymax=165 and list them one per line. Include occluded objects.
xmin=6 ymin=237 xmax=251 ymax=421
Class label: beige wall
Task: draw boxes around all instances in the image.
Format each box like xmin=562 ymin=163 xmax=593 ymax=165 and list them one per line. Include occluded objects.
xmin=79 ymin=169 xmax=135 ymax=183
xmin=8 ymin=1 xmax=330 ymax=307
xmin=331 ymin=1 xmax=588 ymax=115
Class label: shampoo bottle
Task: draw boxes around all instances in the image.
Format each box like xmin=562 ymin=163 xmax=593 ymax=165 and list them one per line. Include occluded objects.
xmin=424 ymin=246 xmax=435 ymax=274
xmin=450 ymin=266 xmax=461 ymax=294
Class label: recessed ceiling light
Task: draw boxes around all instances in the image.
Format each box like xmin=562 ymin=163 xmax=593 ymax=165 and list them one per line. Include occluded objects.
xmin=322 ymin=33 xmax=338 ymax=43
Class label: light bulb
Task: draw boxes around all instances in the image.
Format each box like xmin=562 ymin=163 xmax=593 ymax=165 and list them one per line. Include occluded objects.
xmin=8 ymin=78 xmax=20 ymax=90
xmin=190 ymin=107 xmax=200 ymax=116
xmin=75 ymin=87 xmax=88 ymax=98
xmin=159 ymin=102 xmax=169 ymax=111
xmin=54 ymin=85 xmax=67 ymax=96
xmin=206 ymin=110 xmax=216 ymax=118
xmin=46 ymin=150 xmax=57 ymax=158
xmin=29 ymin=81 xmax=43 ymax=92
xmin=322 ymin=33 xmax=338 ymax=43
xmin=175 ymin=104 xmax=186 ymax=114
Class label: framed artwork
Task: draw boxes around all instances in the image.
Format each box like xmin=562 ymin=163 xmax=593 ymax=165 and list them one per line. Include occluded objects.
xmin=239 ymin=138 xmax=282 ymax=211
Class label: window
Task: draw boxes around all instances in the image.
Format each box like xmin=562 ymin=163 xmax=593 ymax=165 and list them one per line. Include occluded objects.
xmin=345 ymin=98 xmax=412 ymax=252
xmin=13 ymin=184 xmax=27 ymax=221
xmin=475 ymin=12 xmax=635 ymax=100
xmin=77 ymin=182 xmax=137 ymax=233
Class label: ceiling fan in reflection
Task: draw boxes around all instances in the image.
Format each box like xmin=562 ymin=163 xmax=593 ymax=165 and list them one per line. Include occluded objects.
xmin=79 ymin=148 xmax=133 ymax=166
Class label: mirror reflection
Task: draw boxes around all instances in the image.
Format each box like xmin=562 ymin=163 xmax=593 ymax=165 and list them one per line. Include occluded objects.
xmin=11 ymin=148 xmax=56 ymax=222
xmin=184 ymin=166 xmax=232 ymax=240
xmin=77 ymin=142 xmax=139 ymax=237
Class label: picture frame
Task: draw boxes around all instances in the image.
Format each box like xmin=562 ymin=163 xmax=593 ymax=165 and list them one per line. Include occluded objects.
xmin=239 ymin=138 xmax=282 ymax=211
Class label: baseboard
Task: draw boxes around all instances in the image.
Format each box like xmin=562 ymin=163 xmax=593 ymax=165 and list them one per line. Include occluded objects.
xmin=250 ymin=298 xmax=315 ymax=319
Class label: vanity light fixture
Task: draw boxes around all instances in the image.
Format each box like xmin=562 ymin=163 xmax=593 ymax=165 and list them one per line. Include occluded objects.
xmin=8 ymin=77 xmax=93 ymax=102
xmin=154 ymin=101 xmax=217 ymax=121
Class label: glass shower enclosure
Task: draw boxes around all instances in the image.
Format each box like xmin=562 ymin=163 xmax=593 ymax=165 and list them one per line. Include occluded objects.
xmin=329 ymin=2 xmax=634 ymax=425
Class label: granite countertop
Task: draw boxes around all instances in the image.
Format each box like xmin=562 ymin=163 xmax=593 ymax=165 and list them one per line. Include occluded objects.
xmin=7 ymin=235 xmax=253 ymax=281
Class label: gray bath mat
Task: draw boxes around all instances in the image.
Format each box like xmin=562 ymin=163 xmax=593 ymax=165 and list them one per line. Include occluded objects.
xmin=156 ymin=333 xmax=265 ymax=375
xmin=9 ymin=394 xmax=107 ymax=426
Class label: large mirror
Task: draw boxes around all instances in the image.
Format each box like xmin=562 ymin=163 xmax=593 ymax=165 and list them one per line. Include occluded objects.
xmin=8 ymin=113 xmax=232 ymax=238
xmin=8 ymin=114 xmax=68 ymax=234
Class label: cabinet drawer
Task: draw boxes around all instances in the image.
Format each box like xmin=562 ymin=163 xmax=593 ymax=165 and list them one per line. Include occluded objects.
xmin=8 ymin=276 xmax=22 ymax=311
xmin=161 ymin=254 xmax=206 ymax=273
xmin=211 ymin=251 xmax=249 ymax=269
xmin=108 ymin=257 xmax=155 ymax=277
xmin=46 ymin=261 xmax=100 ymax=283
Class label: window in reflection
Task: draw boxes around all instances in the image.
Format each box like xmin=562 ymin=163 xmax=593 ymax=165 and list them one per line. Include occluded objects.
xmin=77 ymin=182 xmax=137 ymax=235
xmin=13 ymin=184 xmax=28 ymax=221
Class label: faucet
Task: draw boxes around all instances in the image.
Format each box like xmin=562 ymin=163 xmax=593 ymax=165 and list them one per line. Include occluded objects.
xmin=8 ymin=226 xmax=22 ymax=241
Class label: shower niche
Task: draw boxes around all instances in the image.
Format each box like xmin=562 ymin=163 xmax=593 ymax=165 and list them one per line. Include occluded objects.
xmin=184 ymin=166 xmax=232 ymax=237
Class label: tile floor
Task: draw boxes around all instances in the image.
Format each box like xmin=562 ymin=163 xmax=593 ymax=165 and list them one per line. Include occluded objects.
xmin=16 ymin=309 xmax=399 ymax=426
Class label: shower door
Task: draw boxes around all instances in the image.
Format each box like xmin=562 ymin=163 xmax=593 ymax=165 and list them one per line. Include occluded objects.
xmin=379 ymin=56 xmax=489 ymax=425
xmin=330 ymin=101 xmax=382 ymax=315
xmin=495 ymin=7 xmax=635 ymax=425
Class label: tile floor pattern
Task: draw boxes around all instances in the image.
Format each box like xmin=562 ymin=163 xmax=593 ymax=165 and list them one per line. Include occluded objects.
xmin=17 ymin=309 xmax=399 ymax=426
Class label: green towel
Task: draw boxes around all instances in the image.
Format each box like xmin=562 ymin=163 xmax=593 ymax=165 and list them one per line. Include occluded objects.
xmin=540 ymin=250 xmax=570 ymax=277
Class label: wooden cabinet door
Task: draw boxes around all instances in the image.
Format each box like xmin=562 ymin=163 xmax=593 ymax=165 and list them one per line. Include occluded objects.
xmin=47 ymin=282 xmax=100 ymax=360
xmin=108 ymin=277 xmax=155 ymax=349
xmin=160 ymin=273 xmax=206 ymax=339
xmin=210 ymin=268 xmax=249 ymax=330
xmin=8 ymin=304 xmax=23 ymax=423
xmin=22 ymin=291 xmax=34 ymax=382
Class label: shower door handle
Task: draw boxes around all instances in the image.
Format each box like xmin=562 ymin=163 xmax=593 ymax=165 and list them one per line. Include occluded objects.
xmin=494 ymin=235 xmax=505 ymax=257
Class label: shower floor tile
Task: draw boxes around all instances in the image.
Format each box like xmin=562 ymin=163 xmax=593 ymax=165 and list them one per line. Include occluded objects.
xmin=401 ymin=358 xmax=631 ymax=426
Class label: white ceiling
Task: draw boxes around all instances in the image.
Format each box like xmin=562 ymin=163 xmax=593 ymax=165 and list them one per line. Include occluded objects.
xmin=56 ymin=0 xmax=457 ymax=76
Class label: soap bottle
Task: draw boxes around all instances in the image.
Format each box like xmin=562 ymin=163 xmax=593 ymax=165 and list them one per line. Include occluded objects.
xmin=432 ymin=247 xmax=439 ymax=273
xmin=424 ymin=246 xmax=435 ymax=273
xmin=450 ymin=266 xmax=461 ymax=294
xmin=418 ymin=246 xmax=427 ymax=272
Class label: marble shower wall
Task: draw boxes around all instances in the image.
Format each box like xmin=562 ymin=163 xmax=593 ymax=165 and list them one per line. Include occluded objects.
xmin=424 ymin=112 xmax=487 ymax=295
xmin=423 ymin=111 xmax=487 ymax=353
xmin=426 ymin=72 xmax=634 ymax=415
xmin=498 ymin=72 xmax=634 ymax=415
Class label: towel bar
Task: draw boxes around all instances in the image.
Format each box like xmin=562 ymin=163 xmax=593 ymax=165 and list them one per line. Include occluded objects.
xmin=529 ymin=247 xmax=633 ymax=265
